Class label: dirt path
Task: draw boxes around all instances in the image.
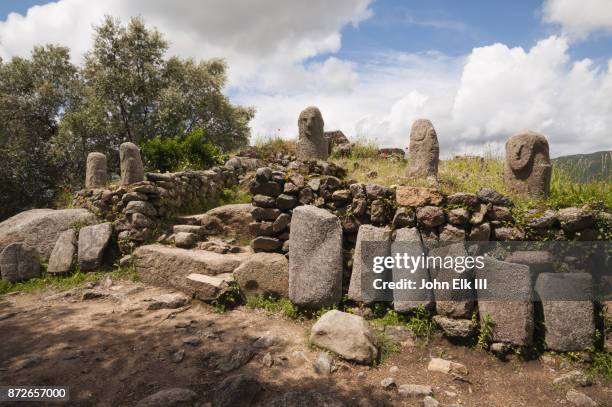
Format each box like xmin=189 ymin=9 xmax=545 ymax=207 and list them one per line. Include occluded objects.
xmin=0 ymin=282 xmax=610 ymax=407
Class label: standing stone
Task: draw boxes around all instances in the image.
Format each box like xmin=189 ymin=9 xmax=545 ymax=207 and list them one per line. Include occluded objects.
xmin=392 ymin=227 xmax=434 ymax=312
xmin=477 ymin=257 xmax=534 ymax=346
xmin=406 ymin=119 xmax=439 ymax=179
xmin=289 ymin=206 xmax=342 ymax=308
xmin=120 ymin=142 xmax=144 ymax=185
xmin=296 ymin=106 xmax=328 ymax=161
xmin=0 ymin=243 xmax=40 ymax=282
xmin=78 ymin=223 xmax=113 ymax=271
xmin=348 ymin=225 xmax=392 ymax=303
xmin=430 ymin=243 xmax=475 ymax=318
xmin=47 ymin=229 xmax=77 ymax=274
xmin=504 ymin=131 xmax=552 ymax=197
xmin=535 ymin=273 xmax=594 ymax=351
xmin=85 ymin=152 xmax=108 ymax=188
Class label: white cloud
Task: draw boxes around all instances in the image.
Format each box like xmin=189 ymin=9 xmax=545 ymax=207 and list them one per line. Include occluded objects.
xmin=1 ymin=1 xmax=611 ymax=157
xmin=543 ymin=0 xmax=612 ymax=39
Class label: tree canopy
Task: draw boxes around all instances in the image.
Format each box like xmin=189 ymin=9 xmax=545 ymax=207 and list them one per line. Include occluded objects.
xmin=0 ymin=16 xmax=253 ymax=220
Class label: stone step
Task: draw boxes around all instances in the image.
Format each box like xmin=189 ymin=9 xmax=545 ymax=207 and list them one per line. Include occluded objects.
xmin=133 ymin=244 xmax=249 ymax=297
xmin=186 ymin=273 xmax=234 ymax=301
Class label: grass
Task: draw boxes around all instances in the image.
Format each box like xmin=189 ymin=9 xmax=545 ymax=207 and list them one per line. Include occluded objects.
xmin=245 ymin=294 xmax=300 ymax=319
xmin=369 ymin=305 xmax=437 ymax=340
xmin=253 ymin=135 xmax=296 ymax=159
xmin=590 ymin=350 xmax=612 ymax=380
xmin=375 ymin=331 xmax=401 ymax=365
xmin=0 ymin=264 xmax=139 ymax=295
xmin=331 ymin=139 xmax=611 ymax=210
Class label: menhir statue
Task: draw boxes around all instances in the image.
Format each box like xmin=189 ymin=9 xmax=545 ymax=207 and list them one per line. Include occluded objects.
xmin=85 ymin=152 xmax=107 ymax=188
xmin=296 ymin=106 xmax=328 ymax=161
xmin=407 ymin=119 xmax=439 ymax=179
xmin=504 ymin=131 xmax=552 ymax=197
xmin=120 ymin=142 xmax=144 ymax=185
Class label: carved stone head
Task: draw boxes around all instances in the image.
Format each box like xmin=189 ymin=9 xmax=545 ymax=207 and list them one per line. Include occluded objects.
xmin=298 ymin=106 xmax=324 ymax=140
xmin=504 ymin=131 xmax=552 ymax=197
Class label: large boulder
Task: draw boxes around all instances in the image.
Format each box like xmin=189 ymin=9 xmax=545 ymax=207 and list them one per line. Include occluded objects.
xmin=309 ymin=310 xmax=378 ymax=364
xmin=233 ymin=252 xmax=289 ymax=297
xmin=134 ymin=245 xmax=248 ymax=292
xmin=476 ymin=257 xmax=534 ymax=346
xmin=535 ymin=273 xmax=594 ymax=351
xmin=0 ymin=209 xmax=97 ymax=261
xmin=47 ymin=229 xmax=77 ymax=274
xmin=0 ymin=243 xmax=40 ymax=282
xmin=348 ymin=225 xmax=391 ymax=303
xmin=289 ymin=206 xmax=343 ymax=308
xmin=78 ymin=222 xmax=113 ymax=271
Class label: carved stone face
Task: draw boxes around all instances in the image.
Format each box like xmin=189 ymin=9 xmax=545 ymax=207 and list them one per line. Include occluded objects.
xmin=504 ymin=131 xmax=552 ymax=197
xmin=298 ymin=106 xmax=324 ymax=139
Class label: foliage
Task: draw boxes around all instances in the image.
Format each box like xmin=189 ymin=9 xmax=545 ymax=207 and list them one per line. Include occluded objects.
xmin=141 ymin=128 xmax=221 ymax=172
xmin=0 ymin=264 xmax=138 ymax=295
xmin=590 ymin=350 xmax=612 ymax=380
xmin=374 ymin=331 xmax=401 ymax=365
xmin=369 ymin=305 xmax=436 ymax=339
xmin=245 ymin=295 xmax=299 ymax=319
xmin=0 ymin=16 xmax=253 ymax=221
xmin=475 ymin=313 xmax=495 ymax=349
xmin=253 ymin=135 xmax=296 ymax=159
xmin=212 ymin=283 xmax=244 ymax=313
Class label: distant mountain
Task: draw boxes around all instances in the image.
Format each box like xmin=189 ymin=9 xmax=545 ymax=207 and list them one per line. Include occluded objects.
xmin=553 ymin=150 xmax=612 ymax=183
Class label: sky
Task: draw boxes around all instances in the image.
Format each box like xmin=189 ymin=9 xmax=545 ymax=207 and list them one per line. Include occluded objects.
xmin=0 ymin=0 xmax=611 ymax=157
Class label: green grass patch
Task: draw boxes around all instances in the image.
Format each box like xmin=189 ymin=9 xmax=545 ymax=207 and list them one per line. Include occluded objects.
xmin=590 ymin=350 xmax=612 ymax=380
xmin=253 ymin=135 xmax=296 ymax=159
xmin=369 ymin=305 xmax=436 ymax=339
xmin=0 ymin=264 xmax=139 ymax=296
xmin=375 ymin=331 xmax=401 ymax=365
xmin=212 ymin=283 xmax=244 ymax=313
xmin=245 ymin=295 xmax=299 ymax=319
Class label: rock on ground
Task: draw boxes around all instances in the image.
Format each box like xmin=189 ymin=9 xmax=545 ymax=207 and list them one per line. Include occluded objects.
xmin=433 ymin=316 xmax=476 ymax=339
xmin=267 ymin=391 xmax=344 ymax=407
xmin=78 ymin=222 xmax=113 ymax=271
xmin=233 ymin=252 xmax=289 ymax=297
xmin=398 ymin=384 xmax=433 ymax=397
xmin=0 ymin=242 xmax=40 ymax=282
xmin=427 ymin=358 xmax=468 ymax=375
xmin=146 ymin=293 xmax=190 ymax=310
xmin=0 ymin=208 xmax=97 ymax=261
xmin=213 ymin=374 xmax=262 ymax=407
xmin=47 ymin=229 xmax=77 ymax=274
xmin=135 ymin=388 xmax=197 ymax=407
xmin=566 ymin=389 xmax=597 ymax=407
xmin=309 ymin=310 xmax=378 ymax=364
xmin=205 ymin=203 xmax=254 ymax=240
xmin=289 ymin=206 xmax=343 ymax=308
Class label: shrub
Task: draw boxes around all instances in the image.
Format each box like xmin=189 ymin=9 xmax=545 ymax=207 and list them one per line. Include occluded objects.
xmin=141 ymin=128 xmax=221 ymax=172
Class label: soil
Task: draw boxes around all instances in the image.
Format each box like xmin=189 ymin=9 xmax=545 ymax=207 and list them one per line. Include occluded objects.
xmin=0 ymin=282 xmax=610 ymax=407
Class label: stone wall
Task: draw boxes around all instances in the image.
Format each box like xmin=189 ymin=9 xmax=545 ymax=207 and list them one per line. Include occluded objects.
xmin=74 ymin=157 xmax=261 ymax=253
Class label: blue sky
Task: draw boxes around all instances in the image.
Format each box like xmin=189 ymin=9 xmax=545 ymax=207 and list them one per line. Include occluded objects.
xmin=0 ymin=0 xmax=611 ymax=156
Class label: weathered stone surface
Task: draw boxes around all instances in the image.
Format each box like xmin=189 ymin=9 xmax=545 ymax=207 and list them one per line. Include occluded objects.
xmin=0 ymin=209 xmax=97 ymax=261
xmin=85 ymin=152 xmax=107 ymax=188
xmin=205 ymin=204 xmax=254 ymax=239
xmin=427 ymin=358 xmax=468 ymax=375
xmin=433 ymin=316 xmax=476 ymax=338
xmin=268 ymin=391 xmax=344 ymax=407
xmin=78 ymin=222 xmax=113 ymax=271
xmin=477 ymin=188 xmax=511 ymax=206
xmin=120 ymin=142 xmax=145 ymax=185
xmin=491 ymin=206 xmax=512 ymax=222
xmin=134 ymin=244 xmax=247 ymax=290
xmin=309 ymin=310 xmax=378 ymax=364
xmin=535 ymin=273 xmax=594 ymax=351
xmin=251 ymin=236 xmax=282 ymax=252
xmin=392 ymin=227 xmax=434 ymax=312
xmin=296 ymin=106 xmax=328 ymax=161
xmin=234 ymin=252 xmax=288 ymax=297
xmin=365 ymin=184 xmax=391 ymax=200
xmin=348 ymin=225 xmax=391 ymax=303
xmin=0 ymin=243 xmax=40 ymax=282
xmin=252 ymin=207 xmax=281 ymax=221
xmin=174 ymin=232 xmax=197 ymax=249
xmin=125 ymin=200 xmax=157 ymax=217
xmin=557 ymin=207 xmax=594 ymax=232
xmin=395 ymin=186 xmax=444 ymax=207
xmin=553 ymin=370 xmax=592 ymax=387
xmin=439 ymin=224 xmax=466 ymax=242
xmin=47 ymin=229 xmax=77 ymax=274
xmin=172 ymin=224 xmax=202 ymax=236
xmin=469 ymin=222 xmax=491 ymax=241
xmin=505 ymin=251 xmax=554 ymax=274
xmin=250 ymin=181 xmax=282 ymax=197
xmin=370 ymin=199 xmax=387 ymax=225
xmin=416 ymin=206 xmax=445 ymax=228
xmin=253 ymin=194 xmax=276 ymax=208
xmin=289 ymin=206 xmax=343 ymax=308
xmin=526 ymin=209 xmax=558 ymax=229
xmin=213 ymin=374 xmax=262 ymax=407
xmin=146 ymin=293 xmax=190 ymax=310
xmin=504 ymin=131 xmax=552 ymax=197
xmin=392 ymin=207 xmax=415 ymax=228
xmin=477 ymin=257 xmax=534 ymax=346
xmin=406 ymin=119 xmax=439 ymax=178
xmin=185 ymin=272 xmax=233 ymax=301
xmin=447 ymin=192 xmax=479 ymax=208
xmin=566 ymin=390 xmax=597 ymax=407
xmin=447 ymin=208 xmax=470 ymax=227
xmin=276 ymin=194 xmax=298 ymax=210
xmin=470 ymin=203 xmax=488 ymax=225
xmin=135 ymin=388 xmax=197 ymax=407
xmin=493 ymin=226 xmax=524 ymax=241
xmin=429 ymin=243 xmax=475 ymax=318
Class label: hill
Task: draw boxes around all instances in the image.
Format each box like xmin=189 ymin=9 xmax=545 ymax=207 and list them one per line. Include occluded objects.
xmin=553 ymin=150 xmax=612 ymax=183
